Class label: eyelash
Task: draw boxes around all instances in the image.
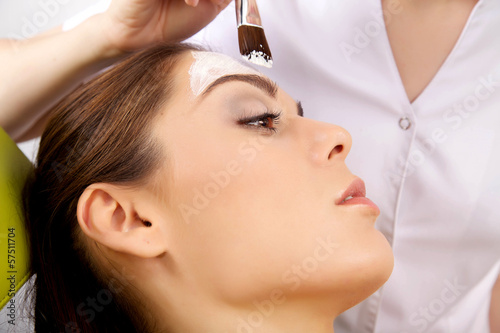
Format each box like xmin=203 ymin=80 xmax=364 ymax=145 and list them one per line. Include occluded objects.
xmin=237 ymin=110 xmax=282 ymax=133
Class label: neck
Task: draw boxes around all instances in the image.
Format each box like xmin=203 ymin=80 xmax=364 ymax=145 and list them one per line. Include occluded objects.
xmin=154 ymin=296 xmax=338 ymax=333
xmin=139 ymin=274 xmax=339 ymax=333
xmin=127 ymin=258 xmax=344 ymax=333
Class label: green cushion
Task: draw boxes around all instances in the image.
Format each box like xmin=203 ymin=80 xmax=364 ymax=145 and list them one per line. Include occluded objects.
xmin=0 ymin=128 xmax=32 ymax=310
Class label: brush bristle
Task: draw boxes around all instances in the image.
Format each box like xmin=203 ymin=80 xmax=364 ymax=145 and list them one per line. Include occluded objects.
xmin=238 ymin=25 xmax=273 ymax=68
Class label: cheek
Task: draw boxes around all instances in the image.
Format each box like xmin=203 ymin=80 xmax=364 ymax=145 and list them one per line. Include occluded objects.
xmin=165 ymin=135 xmax=324 ymax=295
xmin=162 ymin=123 xmax=392 ymax=302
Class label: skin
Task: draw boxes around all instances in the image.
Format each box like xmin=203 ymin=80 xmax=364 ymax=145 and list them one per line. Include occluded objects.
xmin=2 ymin=0 xmax=492 ymax=329
xmin=0 ymin=0 xmax=231 ymax=142
xmin=383 ymin=0 xmax=479 ymax=102
xmin=491 ymin=274 xmax=500 ymax=333
xmin=77 ymin=52 xmax=394 ymax=333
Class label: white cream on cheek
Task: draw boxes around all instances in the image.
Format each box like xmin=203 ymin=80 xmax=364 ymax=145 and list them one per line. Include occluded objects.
xmin=188 ymin=51 xmax=258 ymax=98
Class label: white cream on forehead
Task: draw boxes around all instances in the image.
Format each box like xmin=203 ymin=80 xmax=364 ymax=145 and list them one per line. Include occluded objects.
xmin=188 ymin=51 xmax=258 ymax=97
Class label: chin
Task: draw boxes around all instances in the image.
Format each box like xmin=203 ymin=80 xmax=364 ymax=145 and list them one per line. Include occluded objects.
xmin=331 ymin=234 xmax=394 ymax=314
xmin=348 ymin=237 xmax=394 ymax=311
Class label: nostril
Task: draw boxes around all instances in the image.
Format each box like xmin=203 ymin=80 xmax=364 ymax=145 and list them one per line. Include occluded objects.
xmin=328 ymin=145 xmax=344 ymax=159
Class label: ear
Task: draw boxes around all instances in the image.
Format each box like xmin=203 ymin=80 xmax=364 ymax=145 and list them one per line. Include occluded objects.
xmin=77 ymin=183 xmax=167 ymax=258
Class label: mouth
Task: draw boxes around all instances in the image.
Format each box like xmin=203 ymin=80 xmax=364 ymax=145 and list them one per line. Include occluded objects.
xmin=336 ymin=178 xmax=380 ymax=213
xmin=336 ymin=178 xmax=366 ymax=204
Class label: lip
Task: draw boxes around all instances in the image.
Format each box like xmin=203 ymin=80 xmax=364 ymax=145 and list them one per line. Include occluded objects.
xmin=336 ymin=178 xmax=380 ymax=213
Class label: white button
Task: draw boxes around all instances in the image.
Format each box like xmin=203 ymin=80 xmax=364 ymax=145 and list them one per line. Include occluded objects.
xmin=399 ymin=117 xmax=411 ymax=130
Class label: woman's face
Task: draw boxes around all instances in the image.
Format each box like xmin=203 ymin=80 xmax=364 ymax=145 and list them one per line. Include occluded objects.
xmin=152 ymin=51 xmax=393 ymax=312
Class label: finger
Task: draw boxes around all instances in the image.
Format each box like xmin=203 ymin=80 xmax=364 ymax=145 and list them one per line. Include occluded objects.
xmin=185 ymin=0 xmax=200 ymax=6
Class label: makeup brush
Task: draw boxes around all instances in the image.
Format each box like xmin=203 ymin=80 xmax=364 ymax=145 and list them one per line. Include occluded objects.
xmin=235 ymin=0 xmax=273 ymax=68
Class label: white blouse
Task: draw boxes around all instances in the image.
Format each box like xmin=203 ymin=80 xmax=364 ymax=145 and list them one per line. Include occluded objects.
xmin=192 ymin=0 xmax=500 ymax=332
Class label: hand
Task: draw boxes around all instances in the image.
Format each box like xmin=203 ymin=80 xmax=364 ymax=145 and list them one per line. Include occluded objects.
xmin=101 ymin=0 xmax=232 ymax=54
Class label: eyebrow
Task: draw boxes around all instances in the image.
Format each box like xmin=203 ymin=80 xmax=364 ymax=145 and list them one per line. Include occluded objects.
xmin=202 ymin=74 xmax=278 ymax=98
xmin=202 ymin=74 xmax=304 ymax=116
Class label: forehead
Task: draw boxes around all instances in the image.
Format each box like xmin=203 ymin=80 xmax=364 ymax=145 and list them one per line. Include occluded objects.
xmin=187 ymin=51 xmax=259 ymax=97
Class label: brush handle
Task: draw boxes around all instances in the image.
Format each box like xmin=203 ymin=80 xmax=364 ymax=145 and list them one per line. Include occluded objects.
xmin=235 ymin=0 xmax=262 ymax=27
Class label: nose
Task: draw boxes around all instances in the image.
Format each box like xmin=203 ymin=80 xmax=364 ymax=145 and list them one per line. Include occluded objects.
xmin=300 ymin=118 xmax=352 ymax=165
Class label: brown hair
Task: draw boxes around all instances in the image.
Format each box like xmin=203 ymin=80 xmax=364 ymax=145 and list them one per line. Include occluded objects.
xmin=23 ymin=43 xmax=199 ymax=332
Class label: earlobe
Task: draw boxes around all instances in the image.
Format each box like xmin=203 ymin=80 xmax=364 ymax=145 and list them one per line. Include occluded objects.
xmin=77 ymin=183 xmax=167 ymax=258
